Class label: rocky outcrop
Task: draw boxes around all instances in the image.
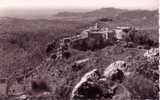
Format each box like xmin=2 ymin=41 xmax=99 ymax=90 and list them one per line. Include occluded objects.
xmin=144 ymin=48 xmax=159 ymax=60
xmin=103 ymin=61 xmax=130 ymax=80
xmin=71 ymin=60 xmax=132 ymax=100
xmin=71 ymin=69 xmax=101 ymax=100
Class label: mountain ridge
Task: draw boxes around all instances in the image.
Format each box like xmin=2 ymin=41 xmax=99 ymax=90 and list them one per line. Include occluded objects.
xmin=55 ymin=7 xmax=158 ymax=18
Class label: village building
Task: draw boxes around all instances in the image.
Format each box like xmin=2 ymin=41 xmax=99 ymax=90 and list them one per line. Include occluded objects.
xmin=79 ymin=23 xmax=111 ymax=41
xmin=79 ymin=23 xmax=133 ymax=42
xmin=113 ymin=26 xmax=135 ymax=40
xmin=114 ymin=27 xmax=128 ymax=40
xmin=80 ymin=30 xmax=89 ymax=39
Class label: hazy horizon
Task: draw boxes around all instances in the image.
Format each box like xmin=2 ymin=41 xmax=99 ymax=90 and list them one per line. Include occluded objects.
xmin=0 ymin=0 xmax=158 ymax=10
xmin=0 ymin=7 xmax=158 ymax=19
xmin=0 ymin=0 xmax=158 ymax=19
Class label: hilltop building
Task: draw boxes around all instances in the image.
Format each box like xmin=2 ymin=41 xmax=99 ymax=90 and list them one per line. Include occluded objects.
xmin=114 ymin=26 xmax=135 ymax=40
xmin=79 ymin=23 xmax=111 ymax=41
xmin=79 ymin=23 xmax=133 ymax=41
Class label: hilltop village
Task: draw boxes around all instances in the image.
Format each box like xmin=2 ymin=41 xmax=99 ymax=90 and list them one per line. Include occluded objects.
xmin=46 ymin=23 xmax=137 ymax=60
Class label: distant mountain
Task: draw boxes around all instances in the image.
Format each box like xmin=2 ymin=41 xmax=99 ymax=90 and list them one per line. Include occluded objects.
xmin=55 ymin=8 xmax=127 ymax=18
xmin=115 ymin=9 xmax=158 ymax=27
xmin=117 ymin=9 xmax=158 ymax=19
xmin=55 ymin=8 xmax=158 ymax=20
xmin=54 ymin=8 xmax=158 ymax=28
xmin=83 ymin=8 xmax=127 ymax=17
xmin=55 ymin=12 xmax=84 ymax=17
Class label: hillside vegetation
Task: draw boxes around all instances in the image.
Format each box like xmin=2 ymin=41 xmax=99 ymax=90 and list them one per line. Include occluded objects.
xmin=0 ymin=8 xmax=158 ymax=100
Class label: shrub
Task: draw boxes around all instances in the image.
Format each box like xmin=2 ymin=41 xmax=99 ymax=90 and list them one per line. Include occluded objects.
xmin=124 ymin=74 xmax=158 ymax=99
xmin=124 ymin=30 xmax=158 ymax=48
xmin=31 ymin=80 xmax=51 ymax=92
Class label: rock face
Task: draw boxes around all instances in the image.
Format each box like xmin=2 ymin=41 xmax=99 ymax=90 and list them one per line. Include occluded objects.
xmin=103 ymin=61 xmax=128 ymax=80
xmin=144 ymin=48 xmax=159 ymax=59
xmin=70 ymin=62 xmax=132 ymax=100
xmin=71 ymin=61 xmax=132 ymax=100
xmin=71 ymin=69 xmax=101 ymax=100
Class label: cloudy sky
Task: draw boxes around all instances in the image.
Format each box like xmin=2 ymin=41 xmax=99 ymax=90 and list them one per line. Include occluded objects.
xmin=0 ymin=0 xmax=158 ymax=10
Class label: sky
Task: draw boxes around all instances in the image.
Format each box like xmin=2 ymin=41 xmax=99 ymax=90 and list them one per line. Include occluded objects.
xmin=0 ymin=0 xmax=158 ymax=10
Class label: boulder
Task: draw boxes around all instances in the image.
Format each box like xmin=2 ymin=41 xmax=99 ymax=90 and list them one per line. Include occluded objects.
xmin=110 ymin=69 xmax=124 ymax=83
xmin=144 ymin=48 xmax=159 ymax=59
xmin=103 ymin=61 xmax=130 ymax=82
xmin=71 ymin=69 xmax=101 ymax=100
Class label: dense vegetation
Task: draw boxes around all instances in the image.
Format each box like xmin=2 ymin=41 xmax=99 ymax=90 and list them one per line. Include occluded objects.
xmin=124 ymin=29 xmax=158 ymax=48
